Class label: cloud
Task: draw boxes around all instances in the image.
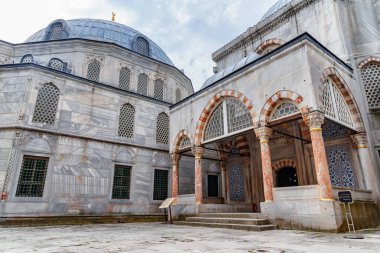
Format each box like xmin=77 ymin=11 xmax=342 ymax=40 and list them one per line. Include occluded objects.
xmin=0 ymin=0 xmax=278 ymax=91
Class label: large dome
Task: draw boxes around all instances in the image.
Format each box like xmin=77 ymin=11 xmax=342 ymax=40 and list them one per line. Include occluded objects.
xmin=25 ymin=18 xmax=174 ymax=66
xmin=259 ymin=0 xmax=293 ymax=23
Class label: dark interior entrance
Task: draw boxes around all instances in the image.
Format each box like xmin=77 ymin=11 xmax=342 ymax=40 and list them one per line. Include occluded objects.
xmin=276 ymin=167 xmax=298 ymax=187
xmin=207 ymin=174 xmax=219 ymax=197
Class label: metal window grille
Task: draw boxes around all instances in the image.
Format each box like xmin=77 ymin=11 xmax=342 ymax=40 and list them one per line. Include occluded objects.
xmin=154 ymin=79 xmax=164 ymax=100
xmin=175 ymin=88 xmax=182 ymax=103
xmin=361 ymin=62 xmax=380 ymax=109
xmin=21 ymin=54 xmax=33 ymax=63
xmin=118 ymin=104 xmax=135 ymax=138
xmin=153 ymin=169 xmax=168 ymax=200
xmin=226 ymin=98 xmax=253 ymax=133
xmin=136 ymin=37 xmax=149 ymax=56
xmin=156 ymin=112 xmax=169 ymax=144
xmin=48 ymin=23 xmax=63 ymax=40
xmin=32 ymin=83 xmax=60 ymax=124
xmin=48 ymin=58 xmax=64 ymax=71
xmin=204 ymin=103 xmax=224 ymax=141
xmin=137 ymin=73 xmax=148 ymax=96
xmin=16 ymin=156 xmax=49 ymax=197
xmin=112 ymin=165 xmax=132 ymax=199
xmin=86 ymin=59 xmax=101 ymax=82
xmin=179 ymin=137 xmax=191 ymax=150
xmin=271 ymin=102 xmax=300 ymax=120
xmin=323 ymin=80 xmax=354 ymax=128
xmin=119 ymin=67 xmax=131 ymax=91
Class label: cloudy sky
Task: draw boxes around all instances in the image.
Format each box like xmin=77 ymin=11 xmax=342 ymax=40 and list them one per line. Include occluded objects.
xmin=0 ymin=0 xmax=278 ymax=91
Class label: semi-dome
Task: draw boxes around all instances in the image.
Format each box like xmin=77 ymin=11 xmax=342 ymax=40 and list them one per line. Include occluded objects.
xmin=25 ymin=18 xmax=174 ymax=66
xmin=259 ymin=0 xmax=293 ymax=23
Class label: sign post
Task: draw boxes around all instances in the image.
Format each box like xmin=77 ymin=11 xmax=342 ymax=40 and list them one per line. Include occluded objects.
xmin=159 ymin=197 xmax=175 ymax=224
xmin=338 ymin=190 xmax=363 ymax=239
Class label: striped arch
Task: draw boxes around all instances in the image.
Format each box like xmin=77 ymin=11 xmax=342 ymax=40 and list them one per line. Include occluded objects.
xmin=255 ymin=38 xmax=285 ymax=55
xmin=272 ymin=159 xmax=296 ymax=172
xmin=358 ymin=56 xmax=380 ymax=69
xmin=194 ymin=89 xmax=256 ymax=145
xmin=259 ymin=90 xmax=305 ymax=126
xmin=320 ymin=67 xmax=365 ymax=131
xmin=172 ymin=129 xmax=194 ymax=153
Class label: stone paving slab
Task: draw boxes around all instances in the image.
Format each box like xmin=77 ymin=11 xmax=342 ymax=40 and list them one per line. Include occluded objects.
xmin=1 ymin=222 xmax=379 ymax=253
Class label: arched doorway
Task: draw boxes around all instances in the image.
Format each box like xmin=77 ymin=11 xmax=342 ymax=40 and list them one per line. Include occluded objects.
xmin=276 ymin=167 xmax=298 ymax=187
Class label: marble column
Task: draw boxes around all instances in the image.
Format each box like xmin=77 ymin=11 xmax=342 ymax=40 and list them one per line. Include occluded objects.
xmin=193 ymin=146 xmax=204 ymax=204
xmin=254 ymin=126 xmax=274 ymax=202
xmin=171 ymin=153 xmax=181 ymax=198
xmin=303 ymin=111 xmax=333 ymax=200
xmin=220 ymin=160 xmax=227 ymax=202
xmin=351 ymin=133 xmax=378 ymax=195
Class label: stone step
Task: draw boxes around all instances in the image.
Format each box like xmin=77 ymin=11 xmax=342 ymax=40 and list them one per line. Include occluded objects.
xmin=186 ymin=217 xmax=270 ymax=225
xmin=175 ymin=221 xmax=276 ymax=231
xmin=199 ymin=213 xmax=263 ymax=219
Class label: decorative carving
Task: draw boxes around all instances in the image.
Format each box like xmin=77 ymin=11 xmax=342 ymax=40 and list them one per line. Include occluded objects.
xmin=19 ymin=131 xmax=57 ymax=151
xmin=254 ymin=126 xmax=273 ymax=142
xmin=302 ymin=111 xmax=324 ymax=130
xmin=350 ymin=133 xmax=368 ymax=149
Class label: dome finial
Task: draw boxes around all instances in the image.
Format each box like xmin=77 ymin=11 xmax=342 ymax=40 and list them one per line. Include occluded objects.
xmin=112 ymin=12 xmax=116 ymax=22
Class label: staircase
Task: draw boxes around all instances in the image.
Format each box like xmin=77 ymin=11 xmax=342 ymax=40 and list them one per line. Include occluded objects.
xmin=175 ymin=213 xmax=276 ymax=231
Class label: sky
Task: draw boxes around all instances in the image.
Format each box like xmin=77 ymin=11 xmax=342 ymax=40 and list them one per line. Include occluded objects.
xmin=0 ymin=0 xmax=278 ymax=91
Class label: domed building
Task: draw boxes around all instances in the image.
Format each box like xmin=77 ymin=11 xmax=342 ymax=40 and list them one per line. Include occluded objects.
xmin=0 ymin=0 xmax=380 ymax=232
xmin=0 ymin=18 xmax=193 ymax=216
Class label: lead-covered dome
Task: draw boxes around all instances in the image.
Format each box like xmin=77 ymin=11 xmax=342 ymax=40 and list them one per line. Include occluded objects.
xmin=25 ymin=18 xmax=174 ymax=66
xmin=259 ymin=0 xmax=293 ymax=23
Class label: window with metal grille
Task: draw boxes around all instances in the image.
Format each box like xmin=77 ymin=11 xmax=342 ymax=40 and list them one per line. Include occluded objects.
xmin=86 ymin=59 xmax=101 ymax=82
xmin=271 ymin=102 xmax=300 ymax=120
xmin=361 ymin=62 xmax=380 ymax=109
xmin=204 ymin=98 xmax=252 ymax=141
xmin=32 ymin=83 xmax=60 ymax=124
xmin=48 ymin=58 xmax=65 ymax=71
xmin=16 ymin=156 xmax=49 ymax=197
xmin=179 ymin=136 xmax=191 ymax=150
xmin=118 ymin=104 xmax=135 ymax=138
xmin=154 ymin=79 xmax=164 ymax=100
xmin=153 ymin=169 xmax=168 ymax=200
xmin=112 ymin=165 xmax=132 ymax=199
xmin=322 ymin=80 xmax=354 ymax=128
xmin=21 ymin=54 xmax=33 ymax=63
xmin=137 ymin=73 xmax=148 ymax=96
xmin=119 ymin=67 xmax=131 ymax=91
xmin=175 ymin=88 xmax=181 ymax=103
xmin=136 ymin=37 xmax=149 ymax=56
xmin=156 ymin=113 xmax=169 ymax=144
xmin=47 ymin=22 xmax=63 ymax=40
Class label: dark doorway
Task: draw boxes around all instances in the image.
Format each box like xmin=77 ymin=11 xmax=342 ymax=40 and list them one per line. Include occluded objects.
xmin=276 ymin=167 xmax=298 ymax=187
xmin=208 ymin=174 xmax=219 ymax=197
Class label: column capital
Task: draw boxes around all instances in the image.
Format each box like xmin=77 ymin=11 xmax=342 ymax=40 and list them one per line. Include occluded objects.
xmin=254 ymin=126 xmax=273 ymax=143
xmin=170 ymin=152 xmax=181 ymax=165
xmin=302 ymin=111 xmax=325 ymax=130
xmin=192 ymin=146 xmax=204 ymax=159
xmin=351 ymin=133 xmax=368 ymax=149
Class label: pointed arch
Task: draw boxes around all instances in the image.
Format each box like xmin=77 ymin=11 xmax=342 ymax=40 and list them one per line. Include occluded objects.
xmin=320 ymin=67 xmax=364 ymax=131
xmin=259 ymin=90 xmax=305 ymax=126
xmin=194 ymin=89 xmax=256 ymax=145
xmin=172 ymin=130 xmax=195 ymax=153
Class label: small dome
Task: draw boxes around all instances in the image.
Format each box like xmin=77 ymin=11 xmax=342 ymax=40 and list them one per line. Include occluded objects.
xmin=259 ymin=0 xmax=293 ymax=23
xmin=25 ymin=18 xmax=174 ymax=66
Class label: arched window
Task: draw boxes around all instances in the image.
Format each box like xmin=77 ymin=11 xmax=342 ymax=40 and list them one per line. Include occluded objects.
xmin=118 ymin=104 xmax=135 ymax=138
xmin=154 ymin=79 xmax=164 ymax=100
xmin=137 ymin=73 xmax=148 ymax=96
xmin=322 ymin=79 xmax=354 ymax=128
xmin=47 ymin=22 xmax=63 ymax=40
xmin=32 ymin=83 xmax=60 ymax=124
xmin=136 ymin=37 xmax=149 ymax=56
xmin=361 ymin=62 xmax=380 ymax=109
xmin=204 ymin=98 xmax=253 ymax=141
xmin=175 ymin=88 xmax=182 ymax=103
xmin=156 ymin=112 xmax=169 ymax=144
xmin=87 ymin=59 xmax=101 ymax=82
xmin=48 ymin=58 xmax=65 ymax=71
xmin=119 ymin=67 xmax=131 ymax=91
xmin=179 ymin=136 xmax=191 ymax=150
xmin=21 ymin=54 xmax=34 ymax=63
xmin=270 ymin=102 xmax=300 ymax=121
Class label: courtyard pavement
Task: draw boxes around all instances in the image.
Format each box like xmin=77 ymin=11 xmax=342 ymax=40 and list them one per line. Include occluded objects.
xmin=1 ymin=223 xmax=379 ymax=253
